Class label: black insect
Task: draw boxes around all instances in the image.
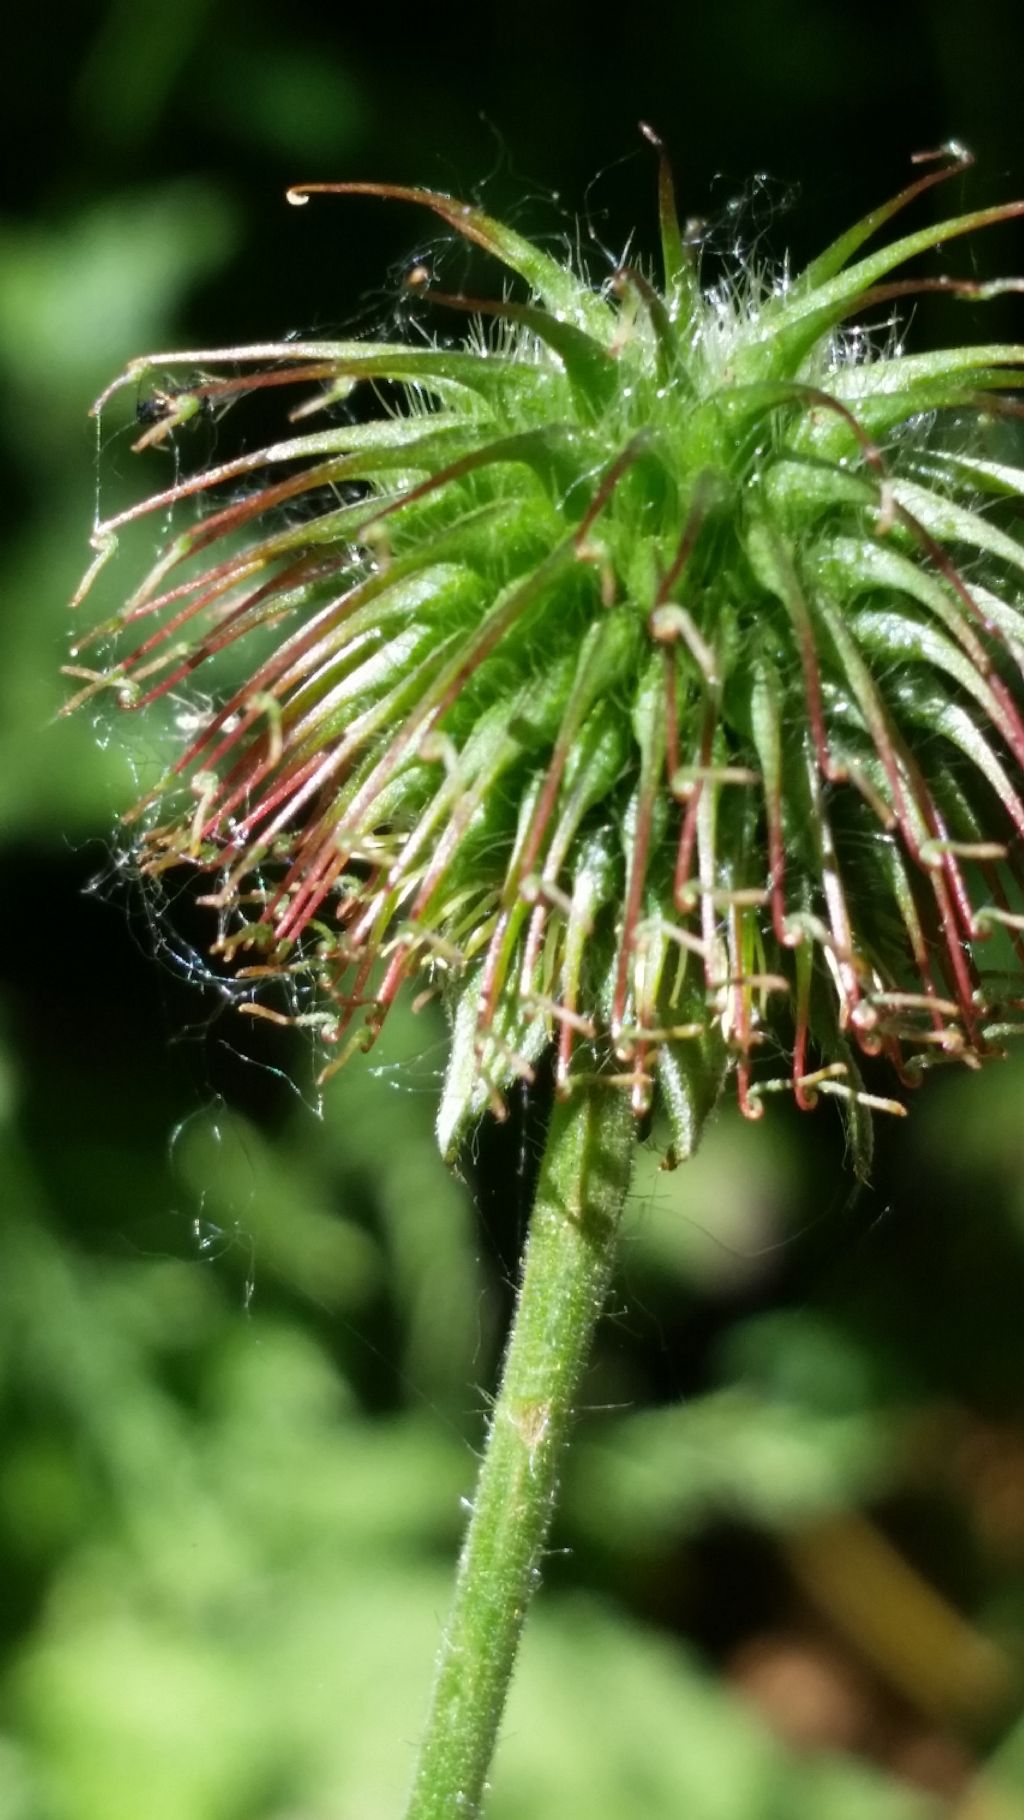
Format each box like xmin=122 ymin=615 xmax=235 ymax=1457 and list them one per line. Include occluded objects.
xmin=133 ymin=383 xmax=211 ymax=450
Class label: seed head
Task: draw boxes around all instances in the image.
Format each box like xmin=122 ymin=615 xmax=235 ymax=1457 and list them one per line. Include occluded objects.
xmin=69 ymin=139 xmax=1024 ymax=1164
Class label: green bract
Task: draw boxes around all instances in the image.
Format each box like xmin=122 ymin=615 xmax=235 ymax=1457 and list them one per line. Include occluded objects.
xmin=69 ymin=141 xmax=1024 ymax=1165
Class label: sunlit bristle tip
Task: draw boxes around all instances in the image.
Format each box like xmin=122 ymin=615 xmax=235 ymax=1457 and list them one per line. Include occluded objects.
xmin=72 ymin=142 xmax=1024 ymax=1167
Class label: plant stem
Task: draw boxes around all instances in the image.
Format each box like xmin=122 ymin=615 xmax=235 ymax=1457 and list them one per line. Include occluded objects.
xmin=405 ymin=1085 xmax=635 ymax=1819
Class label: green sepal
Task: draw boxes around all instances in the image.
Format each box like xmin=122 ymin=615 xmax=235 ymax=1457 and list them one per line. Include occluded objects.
xmin=436 ymin=963 xmax=552 ymax=1163
xmin=658 ymin=1025 xmax=728 ymax=1165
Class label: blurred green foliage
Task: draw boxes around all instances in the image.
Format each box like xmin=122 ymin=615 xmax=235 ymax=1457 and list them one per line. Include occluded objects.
xmin=3 ymin=4 xmax=1024 ymax=1815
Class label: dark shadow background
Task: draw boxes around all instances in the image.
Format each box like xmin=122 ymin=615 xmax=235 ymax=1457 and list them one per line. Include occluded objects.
xmin=2 ymin=4 xmax=1024 ymax=1816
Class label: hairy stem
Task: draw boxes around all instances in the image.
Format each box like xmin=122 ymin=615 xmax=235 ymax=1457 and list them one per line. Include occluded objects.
xmin=405 ymin=1085 xmax=635 ymax=1818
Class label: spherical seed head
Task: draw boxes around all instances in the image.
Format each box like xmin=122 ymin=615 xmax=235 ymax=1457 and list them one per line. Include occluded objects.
xmin=69 ymin=143 xmax=1024 ymax=1167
